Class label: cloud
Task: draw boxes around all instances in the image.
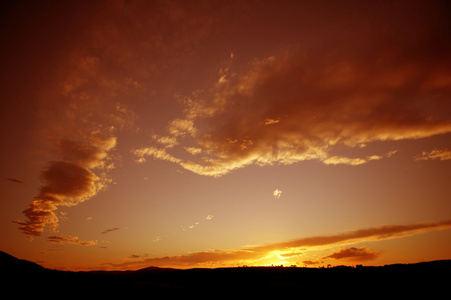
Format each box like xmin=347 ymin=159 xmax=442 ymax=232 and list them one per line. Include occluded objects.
xmin=302 ymin=260 xmax=323 ymax=266
xmin=106 ymin=249 xmax=257 ymax=270
xmin=47 ymin=235 xmax=97 ymax=246
xmin=55 ymin=137 xmax=117 ymax=169
xmin=103 ymin=219 xmax=451 ymax=270
xmin=386 ymin=150 xmax=398 ymax=158
xmin=134 ymin=147 xmax=183 ymax=166
xmin=11 ymin=0 xmax=219 ymax=239
xmin=14 ymin=161 xmax=98 ymax=237
xmin=185 ymin=147 xmax=202 ymax=155
xmin=6 ymin=178 xmax=24 ymax=184
xmin=10 ymin=0 xmax=150 ymax=241
xmin=264 ymin=118 xmax=280 ymax=125
xmin=101 ymin=227 xmax=120 ymax=234
xmin=415 ymin=149 xmax=451 ymax=161
xmin=14 ymin=135 xmax=116 ymax=238
xmin=323 ymin=155 xmax=383 ymax=166
xmin=10 ymin=17 xmax=140 ymax=238
xmin=182 ymin=222 xmax=200 ymax=231
xmin=273 ymin=189 xmax=282 ymax=199
xmin=156 ymin=136 xmax=178 ymax=148
xmin=168 ymin=119 xmax=197 ymax=137
xmin=12 ymin=40 xmax=128 ymax=240
xmin=323 ymin=247 xmax=379 ymax=261
xmin=135 ymin=33 xmax=451 ymax=176
xmin=253 ymin=220 xmax=451 ymax=253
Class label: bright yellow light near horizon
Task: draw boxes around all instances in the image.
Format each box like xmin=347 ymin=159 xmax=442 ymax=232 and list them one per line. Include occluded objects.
xmin=255 ymin=250 xmax=292 ymax=267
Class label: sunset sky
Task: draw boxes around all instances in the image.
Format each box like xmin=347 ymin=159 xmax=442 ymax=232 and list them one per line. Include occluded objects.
xmin=1 ymin=0 xmax=451 ymax=271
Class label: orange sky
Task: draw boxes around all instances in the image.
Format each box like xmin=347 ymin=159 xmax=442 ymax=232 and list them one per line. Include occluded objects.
xmin=1 ymin=0 xmax=450 ymax=271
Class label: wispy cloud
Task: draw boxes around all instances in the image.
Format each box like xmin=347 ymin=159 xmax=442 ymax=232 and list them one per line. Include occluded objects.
xmin=415 ymin=149 xmax=451 ymax=161
xmin=104 ymin=220 xmax=451 ymax=270
xmin=47 ymin=235 xmax=97 ymax=246
xmin=134 ymin=147 xmax=181 ymax=165
xmin=323 ymin=155 xmax=383 ymax=166
xmin=168 ymin=119 xmax=197 ymax=138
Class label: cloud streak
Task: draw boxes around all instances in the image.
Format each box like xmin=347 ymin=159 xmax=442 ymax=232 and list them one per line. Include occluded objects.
xmin=253 ymin=220 xmax=451 ymax=253
xmin=323 ymin=247 xmax=379 ymax=261
xmin=415 ymin=149 xmax=451 ymax=161
xmin=105 ymin=220 xmax=451 ymax=270
xmin=101 ymin=227 xmax=120 ymax=234
xmin=47 ymin=235 xmax=97 ymax=246
xmin=6 ymin=178 xmax=24 ymax=184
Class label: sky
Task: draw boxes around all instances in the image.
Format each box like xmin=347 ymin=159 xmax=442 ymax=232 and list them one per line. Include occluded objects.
xmin=1 ymin=0 xmax=451 ymax=271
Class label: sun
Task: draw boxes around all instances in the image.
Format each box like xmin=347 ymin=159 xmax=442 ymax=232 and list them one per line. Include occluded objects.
xmin=257 ymin=251 xmax=291 ymax=267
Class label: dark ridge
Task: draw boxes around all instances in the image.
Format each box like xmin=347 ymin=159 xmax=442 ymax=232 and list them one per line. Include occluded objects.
xmin=1 ymin=251 xmax=449 ymax=296
xmin=0 ymin=250 xmax=46 ymax=273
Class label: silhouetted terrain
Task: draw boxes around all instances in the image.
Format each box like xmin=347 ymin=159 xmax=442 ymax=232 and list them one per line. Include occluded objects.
xmin=1 ymin=251 xmax=449 ymax=296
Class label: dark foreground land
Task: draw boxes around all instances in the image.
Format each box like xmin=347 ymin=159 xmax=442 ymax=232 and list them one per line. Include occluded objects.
xmin=1 ymin=251 xmax=449 ymax=296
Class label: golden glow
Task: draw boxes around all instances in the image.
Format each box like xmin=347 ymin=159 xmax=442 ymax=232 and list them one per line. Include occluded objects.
xmin=1 ymin=1 xmax=450 ymax=271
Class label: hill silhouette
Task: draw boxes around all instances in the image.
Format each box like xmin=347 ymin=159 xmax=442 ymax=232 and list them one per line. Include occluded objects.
xmin=1 ymin=251 xmax=449 ymax=296
xmin=1 ymin=251 xmax=46 ymax=273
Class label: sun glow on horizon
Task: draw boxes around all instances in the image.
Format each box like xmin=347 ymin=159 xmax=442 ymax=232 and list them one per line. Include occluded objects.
xmin=1 ymin=0 xmax=450 ymax=271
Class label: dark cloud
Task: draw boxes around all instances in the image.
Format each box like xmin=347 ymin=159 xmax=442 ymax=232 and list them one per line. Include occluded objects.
xmin=6 ymin=178 xmax=24 ymax=184
xmin=101 ymin=227 xmax=120 ymax=234
xmin=109 ymin=249 xmax=258 ymax=270
xmin=254 ymin=220 xmax=451 ymax=253
xmin=323 ymin=247 xmax=379 ymax=261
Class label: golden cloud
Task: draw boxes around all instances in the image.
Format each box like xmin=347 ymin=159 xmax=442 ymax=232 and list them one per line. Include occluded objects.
xmin=135 ymin=46 xmax=451 ymax=176
xmin=47 ymin=235 xmax=98 ymax=246
xmin=415 ymin=149 xmax=451 ymax=161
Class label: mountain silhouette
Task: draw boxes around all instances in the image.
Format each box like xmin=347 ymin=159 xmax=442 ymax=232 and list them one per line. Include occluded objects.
xmin=1 ymin=251 xmax=449 ymax=296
